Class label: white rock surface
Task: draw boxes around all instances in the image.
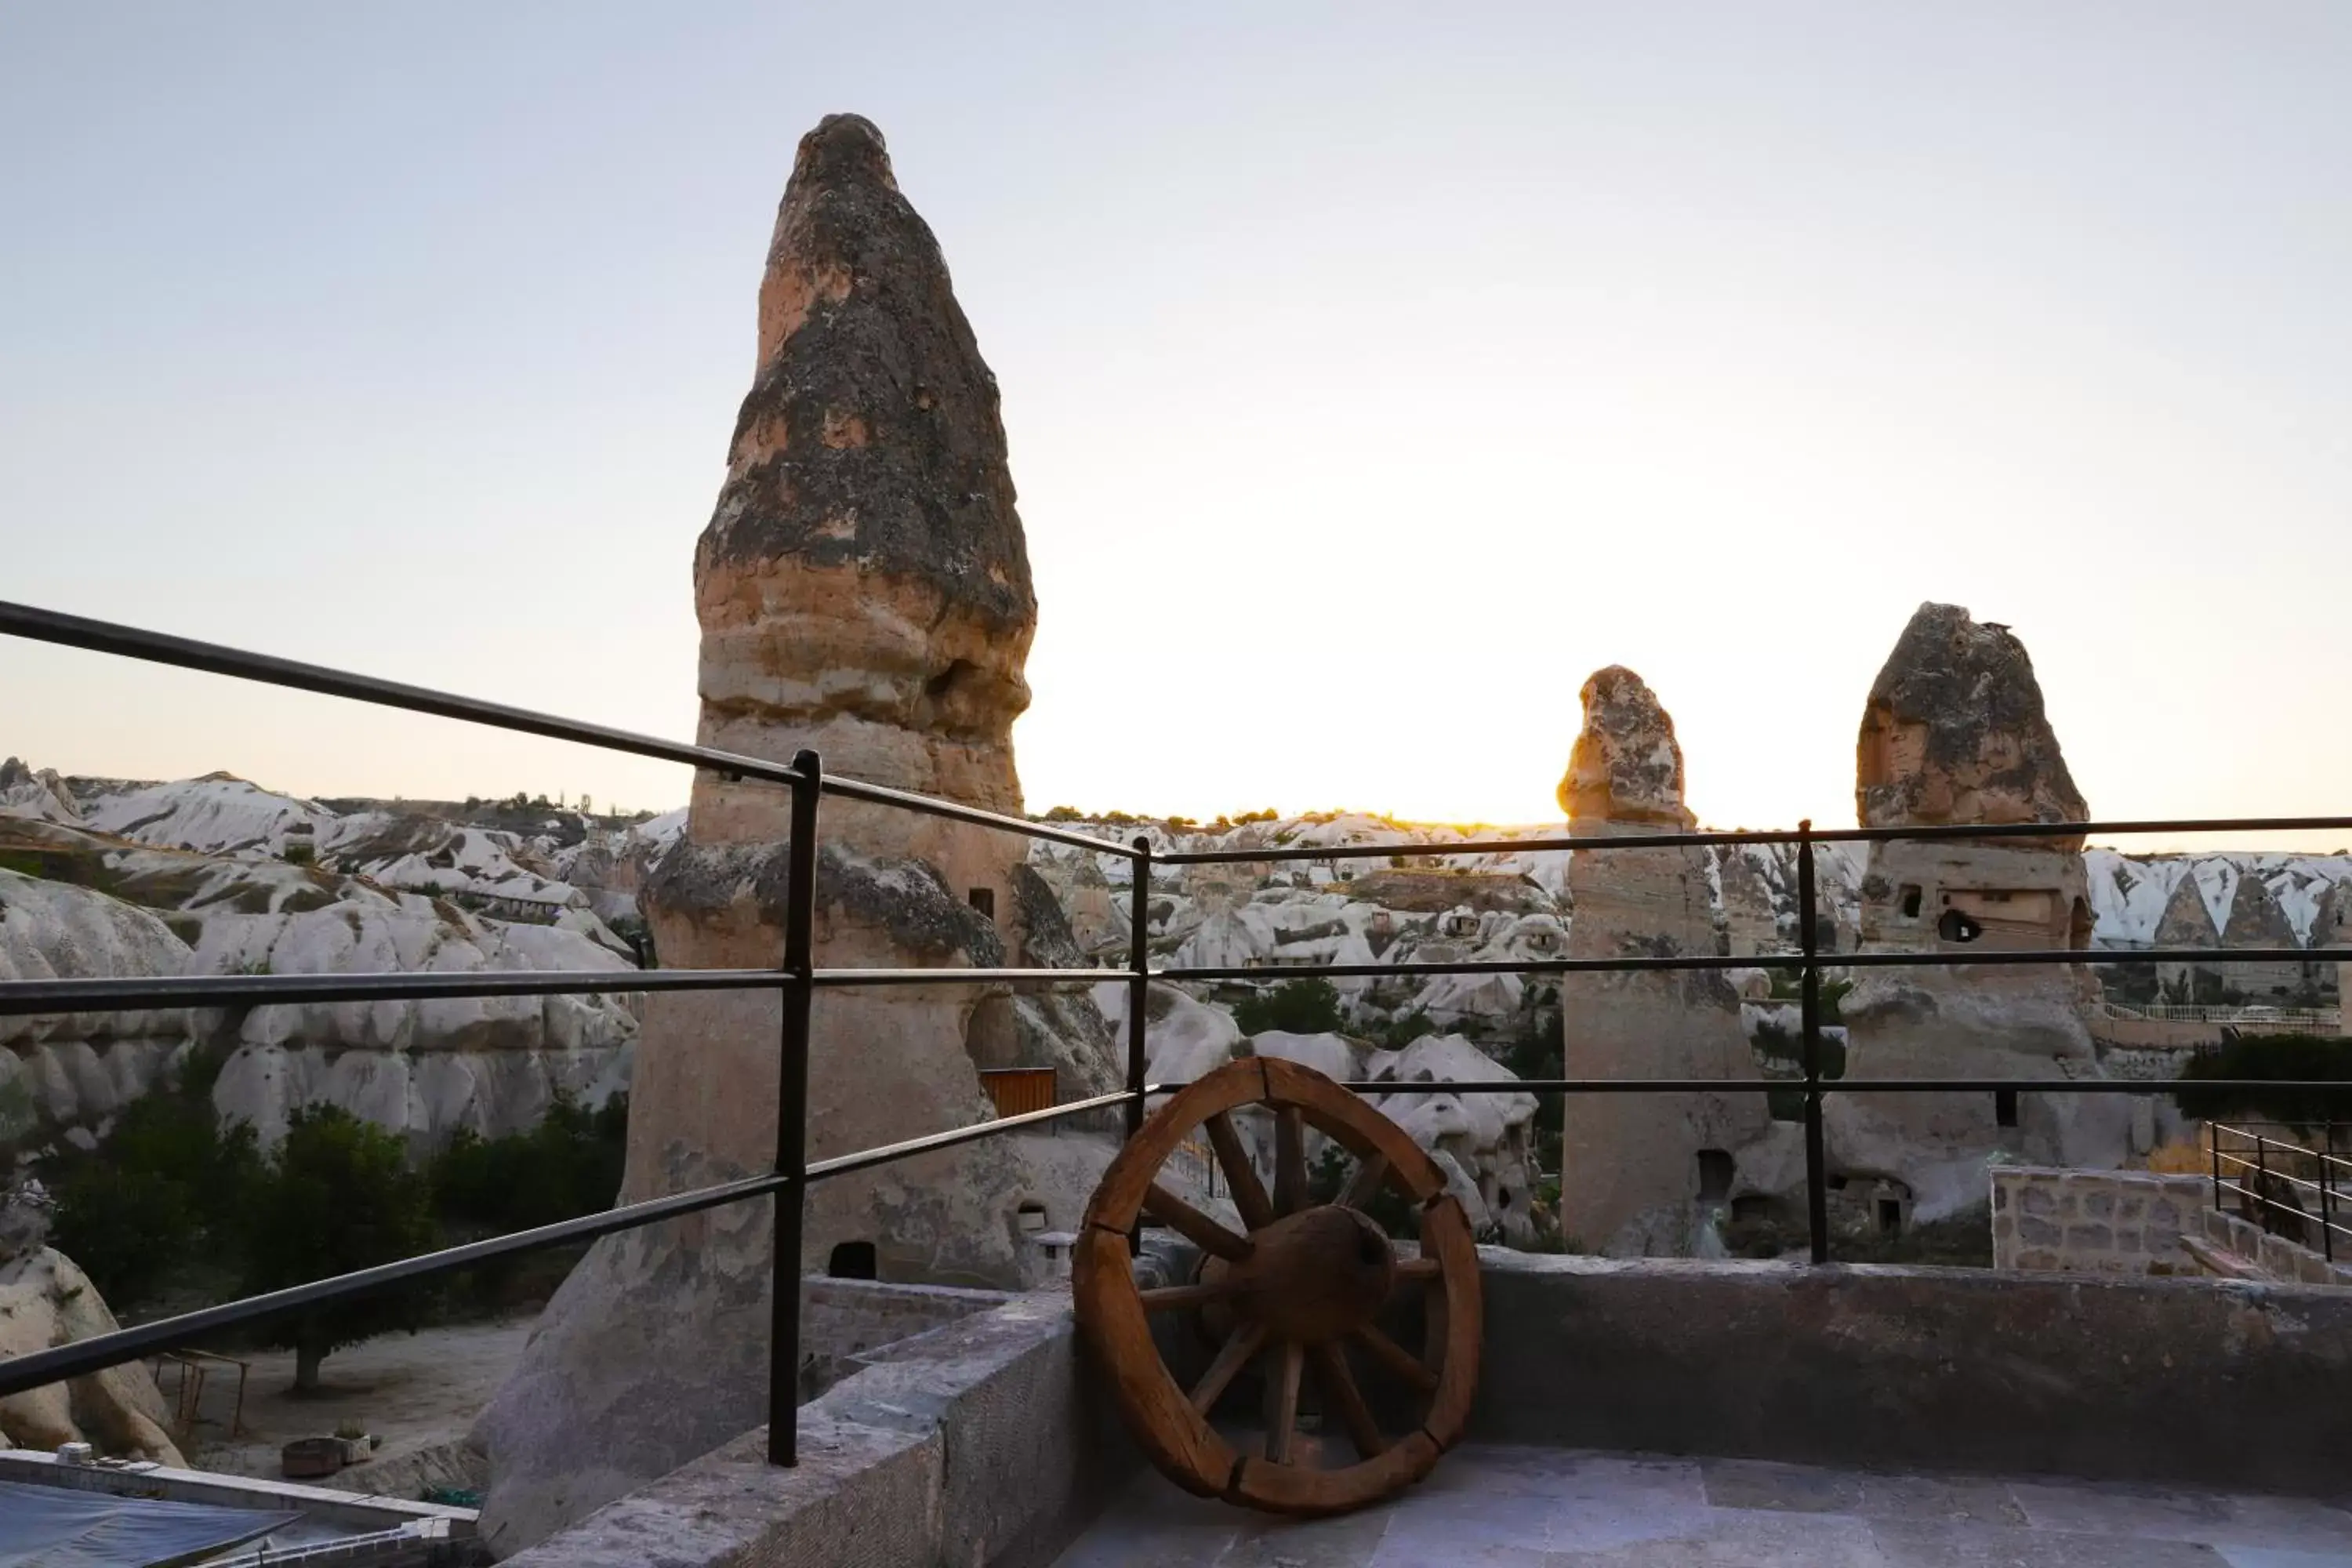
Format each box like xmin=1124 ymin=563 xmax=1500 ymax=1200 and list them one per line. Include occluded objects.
xmin=2 ymin=789 xmax=640 ymax=1152
xmin=0 ymin=1246 xmax=183 ymax=1464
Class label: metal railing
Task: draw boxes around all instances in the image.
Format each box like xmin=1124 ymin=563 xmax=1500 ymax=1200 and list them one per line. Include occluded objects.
xmin=2208 ymin=1123 xmax=2351 ymax=1265
xmin=2 ymin=596 xmax=2350 ymax=1468
xmin=2092 ymin=1001 xmax=2341 ymax=1033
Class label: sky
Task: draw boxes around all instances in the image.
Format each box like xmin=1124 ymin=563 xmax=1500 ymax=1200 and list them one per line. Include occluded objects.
xmin=4 ymin=4 xmax=2348 ymax=849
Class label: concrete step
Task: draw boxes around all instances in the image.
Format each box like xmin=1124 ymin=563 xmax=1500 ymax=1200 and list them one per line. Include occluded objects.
xmin=2181 ymin=1234 xmax=2272 ymax=1281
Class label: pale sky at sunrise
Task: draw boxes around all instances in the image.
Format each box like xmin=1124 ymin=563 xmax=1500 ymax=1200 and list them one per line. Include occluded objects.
xmin=4 ymin=4 xmax=2348 ymax=849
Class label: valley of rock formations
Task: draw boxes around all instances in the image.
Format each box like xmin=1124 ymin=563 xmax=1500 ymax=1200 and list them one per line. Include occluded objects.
xmin=3 ymin=111 xmax=2346 ymax=1539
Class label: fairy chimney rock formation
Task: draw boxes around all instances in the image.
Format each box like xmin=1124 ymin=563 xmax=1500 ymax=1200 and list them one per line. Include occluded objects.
xmin=1835 ymin=604 xmax=2129 ymax=1228
xmin=1857 ymin=602 xmax=2087 ymax=840
xmin=694 ymin=111 xmax=1035 ymax=851
xmin=1558 ymin=666 xmax=1697 ymax=832
xmin=1853 ymin=605 xmax=2092 ymax=953
xmin=1555 ymin=669 xmax=1795 ymax=1257
xmin=475 ymin=116 xmax=1120 ymax=1554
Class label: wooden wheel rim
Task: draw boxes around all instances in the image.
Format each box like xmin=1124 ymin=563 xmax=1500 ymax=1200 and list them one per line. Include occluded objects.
xmin=1073 ymin=1058 xmax=1483 ymax=1516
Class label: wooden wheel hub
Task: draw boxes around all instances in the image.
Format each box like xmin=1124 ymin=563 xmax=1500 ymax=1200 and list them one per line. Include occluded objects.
xmin=1073 ymin=1057 xmax=1483 ymax=1517
xmin=1202 ymin=1205 xmax=1395 ymax=1344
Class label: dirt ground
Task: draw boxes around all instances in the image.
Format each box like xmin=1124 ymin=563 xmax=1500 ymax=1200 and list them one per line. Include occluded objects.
xmin=174 ymin=1315 xmax=535 ymax=1481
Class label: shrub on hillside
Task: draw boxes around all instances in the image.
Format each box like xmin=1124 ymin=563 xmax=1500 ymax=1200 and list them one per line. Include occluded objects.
xmin=2174 ymin=1034 xmax=2352 ymax=1128
xmin=430 ymin=1093 xmax=628 ymax=1236
xmin=1232 ymin=978 xmax=1345 ymax=1037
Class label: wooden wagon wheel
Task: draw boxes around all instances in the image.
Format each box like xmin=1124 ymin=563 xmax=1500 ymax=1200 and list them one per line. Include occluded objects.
xmin=1073 ymin=1057 xmax=1482 ymax=1516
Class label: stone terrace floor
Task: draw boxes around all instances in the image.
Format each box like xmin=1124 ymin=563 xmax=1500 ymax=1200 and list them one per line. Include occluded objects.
xmin=1051 ymin=1445 xmax=2352 ymax=1567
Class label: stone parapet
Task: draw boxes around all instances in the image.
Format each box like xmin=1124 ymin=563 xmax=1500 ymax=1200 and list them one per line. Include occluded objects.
xmin=503 ymin=1290 xmax=1134 ymax=1568
xmin=1472 ymin=1250 xmax=2352 ymax=1500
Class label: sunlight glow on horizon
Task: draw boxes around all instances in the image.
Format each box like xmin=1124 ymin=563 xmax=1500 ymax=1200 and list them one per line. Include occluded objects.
xmin=5 ymin=6 xmax=2349 ymax=852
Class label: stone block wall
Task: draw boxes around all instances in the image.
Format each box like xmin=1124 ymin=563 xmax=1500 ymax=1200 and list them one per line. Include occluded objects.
xmin=1990 ymin=1167 xmax=2208 ymax=1274
xmin=2200 ymin=1203 xmax=2352 ymax=1287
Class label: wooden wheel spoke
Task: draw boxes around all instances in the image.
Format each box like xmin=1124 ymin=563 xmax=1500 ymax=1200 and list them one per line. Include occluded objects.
xmin=1338 ymin=1151 xmax=1391 ymax=1213
xmin=1138 ymin=1279 xmax=1235 ymax=1312
xmin=1204 ymin=1111 xmax=1276 ymax=1230
xmin=1351 ymin=1323 xmax=1440 ymax=1396
xmin=1144 ymin=1182 xmax=1254 ymax=1262
xmin=1190 ymin=1321 xmax=1269 ymax=1414
xmin=1263 ymin=1339 xmax=1305 ymax=1464
xmin=1393 ymin=1255 xmax=1441 ymax=1284
xmin=1273 ymin=1106 xmax=1307 ymax=1216
xmin=1308 ymin=1341 xmax=1387 ymax=1459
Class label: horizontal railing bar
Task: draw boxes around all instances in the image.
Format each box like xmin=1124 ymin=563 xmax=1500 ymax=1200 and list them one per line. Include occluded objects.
xmin=2210 ymin=1135 xmax=2352 ymax=1173
xmin=7 ymin=601 xmax=2342 ymax=866
xmin=0 ymin=967 xmax=787 ymax=1017
xmin=2212 ymin=1176 xmax=2352 ymax=1237
xmin=1160 ymin=816 xmax=2352 ymax=865
xmin=804 ymin=1087 xmax=1143 ymax=1180
xmin=0 ymin=600 xmax=807 ymax=791
xmin=818 ymin=776 xmax=1143 ymax=856
xmin=2211 ymin=1153 xmax=2352 ymax=1192
xmin=1160 ymin=947 xmax=2346 ymax=984
xmin=811 ymin=967 xmax=1133 ymax=988
xmin=0 ymin=1087 xmax=1145 ymax=1400
xmin=0 ymin=600 xmax=1142 ymax=860
xmin=6 ymin=938 xmax=2345 ymax=1014
xmin=1163 ymin=956 xmax=1780 ymax=981
xmin=1835 ymin=946 xmax=2345 ymax=968
xmin=0 ymin=1167 xmax=789 ymax=1398
xmin=1148 ymin=1078 xmax=2352 ymax=1097
xmin=1162 ymin=830 xmax=1788 ymax=863
xmin=1809 ymin=1079 xmax=2352 ymax=1095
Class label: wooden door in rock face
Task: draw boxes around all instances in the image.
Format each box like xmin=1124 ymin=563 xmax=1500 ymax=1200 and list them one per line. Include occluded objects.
xmin=1071 ymin=1058 xmax=1483 ymax=1515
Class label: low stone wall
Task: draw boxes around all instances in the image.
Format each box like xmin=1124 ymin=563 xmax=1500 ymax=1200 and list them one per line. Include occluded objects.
xmin=1473 ymin=1250 xmax=2352 ymax=1498
xmin=475 ymin=1271 xmax=1011 ymax=1555
xmin=503 ymin=1291 xmax=1136 ymax=1568
xmin=798 ymin=1276 xmax=1011 ymax=1400
xmin=1989 ymin=1167 xmax=2207 ymax=1274
xmin=2201 ymin=1202 xmax=2352 ymax=1287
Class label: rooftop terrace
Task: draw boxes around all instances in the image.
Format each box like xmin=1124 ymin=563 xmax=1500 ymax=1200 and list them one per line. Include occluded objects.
xmin=1058 ymin=1446 xmax=2352 ymax=1567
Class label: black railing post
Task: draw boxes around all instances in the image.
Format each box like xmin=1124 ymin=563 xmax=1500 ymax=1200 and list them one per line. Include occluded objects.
xmin=1125 ymin=836 xmax=1152 ymax=1145
xmin=1797 ymin=819 xmax=1830 ymax=1265
xmin=2320 ymin=1141 xmax=2335 ymax=1265
xmin=2210 ymin=1125 xmax=2223 ymax=1221
xmin=2253 ymin=1133 xmax=2270 ymax=1237
xmin=767 ymin=748 xmax=822 ymax=1467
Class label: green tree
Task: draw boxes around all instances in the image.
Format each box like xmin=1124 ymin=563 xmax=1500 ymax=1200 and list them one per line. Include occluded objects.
xmin=2174 ymin=1034 xmax=2352 ymax=1128
xmin=1232 ymin=978 xmax=1345 ymax=1036
xmin=430 ymin=1094 xmax=627 ymax=1235
xmin=42 ymin=1056 xmax=260 ymax=1308
xmin=241 ymin=1107 xmax=440 ymax=1393
xmin=1376 ymin=1011 xmax=1438 ymax=1051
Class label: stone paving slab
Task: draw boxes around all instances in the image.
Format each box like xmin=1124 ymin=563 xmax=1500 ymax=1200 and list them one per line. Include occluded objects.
xmin=1051 ymin=1444 xmax=2352 ymax=1567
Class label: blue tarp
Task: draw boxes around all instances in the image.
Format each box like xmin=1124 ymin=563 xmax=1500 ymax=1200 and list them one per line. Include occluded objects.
xmin=0 ymin=1476 xmax=300 ymax=1568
